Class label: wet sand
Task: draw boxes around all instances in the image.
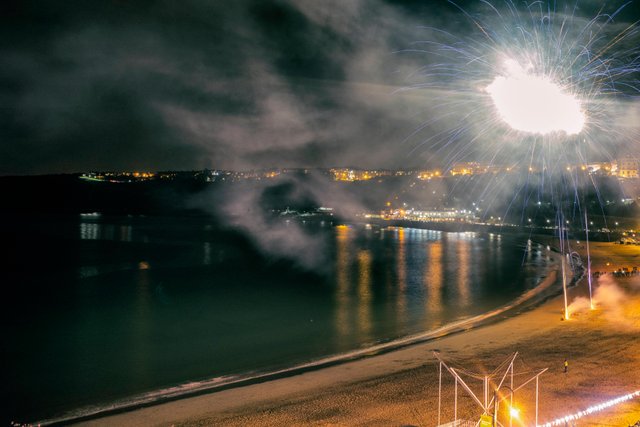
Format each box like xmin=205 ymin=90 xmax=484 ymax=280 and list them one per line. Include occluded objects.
xmin=76 ymin=241 xmax=640 ymax=427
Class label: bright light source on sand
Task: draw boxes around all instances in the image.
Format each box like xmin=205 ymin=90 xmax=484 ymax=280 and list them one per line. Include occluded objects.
xmin=486 ymin=59 xmax=585 ymax=135
xmin=509 ymin=406 xmax=520 ymax=419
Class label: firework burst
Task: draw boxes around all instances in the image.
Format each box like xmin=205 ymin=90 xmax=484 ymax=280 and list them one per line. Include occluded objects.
xmin=399 ymin=1 xmax=640 ymax=318
xmin=401 ymin=0 xmax=640 ymax=183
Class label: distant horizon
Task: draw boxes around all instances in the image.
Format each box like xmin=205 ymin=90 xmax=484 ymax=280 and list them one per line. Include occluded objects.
xmin=4 ymin=157 xmax=640 ymax=178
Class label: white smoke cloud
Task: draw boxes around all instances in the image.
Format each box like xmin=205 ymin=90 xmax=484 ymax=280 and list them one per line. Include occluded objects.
xmin=568 ymin=274 xmax=640 ymax=330
xmin=191 ymin=171 xmax=374 ymax=269
xmin=220 ymin=187 xmax=327 ymax=270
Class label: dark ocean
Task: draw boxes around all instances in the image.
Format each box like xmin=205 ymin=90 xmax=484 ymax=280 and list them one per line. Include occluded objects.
xmin=1 ymin=215 xmax=552 ymax=424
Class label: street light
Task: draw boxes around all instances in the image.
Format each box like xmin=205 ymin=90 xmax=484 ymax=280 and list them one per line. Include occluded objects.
xmin=509 ymin=406 xmax=520 ymax=419
xmin=493 ymin=386 xmax=517 ymax=427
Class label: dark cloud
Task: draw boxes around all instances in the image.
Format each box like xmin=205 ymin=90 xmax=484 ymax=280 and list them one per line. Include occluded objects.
xmin=248 ymin=1 xmax=350 ymax=80
xmin=1 ymin=0 xmax=639 ymax=174
xmin=0 ymin=0 xmax=439 ymax=174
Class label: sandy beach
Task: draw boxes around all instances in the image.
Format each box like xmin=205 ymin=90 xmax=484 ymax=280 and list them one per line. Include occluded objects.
xmin=75 ymin=241 xmax=640 ymax=427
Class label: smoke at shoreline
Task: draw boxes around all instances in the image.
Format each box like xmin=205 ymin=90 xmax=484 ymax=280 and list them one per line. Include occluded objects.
xmin=568 ymin=275 xmax=640 ymax=329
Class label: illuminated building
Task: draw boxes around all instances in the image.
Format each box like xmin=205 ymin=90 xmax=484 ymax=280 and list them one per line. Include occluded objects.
xmin=586 ymin=162 xmax=613 ymax=175
xmin=367 ymin=208 xmax=478 ymax=223
xmin=416 ymin=170 xmax=442 ymax=180
xmin=448 ymin=163 xmax=516 ymax=176
xmin=329 ymin=168 xmax=392 ymax=181
xmin=616 ymin=157 xmax=639 ymax=178
xmin=449 ymin=162 xmax=477 ymax=176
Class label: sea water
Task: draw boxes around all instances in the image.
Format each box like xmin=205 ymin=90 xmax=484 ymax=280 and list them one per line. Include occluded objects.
xmin=1 ymin=215 xmax=551 ymax=423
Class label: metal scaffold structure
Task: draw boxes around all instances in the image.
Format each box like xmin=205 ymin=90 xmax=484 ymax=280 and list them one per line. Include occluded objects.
xmin=434 ymin=351 xmax=548 ymax=427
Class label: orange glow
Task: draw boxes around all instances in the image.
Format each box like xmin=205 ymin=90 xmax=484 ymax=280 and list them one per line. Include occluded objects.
xmin=510 ymin=406 xmax=520 ymax=419
xmin=457 ymin=239 xmax=471 ymax=307
xmin=330 ymin=168 xmax=389 ymax=181
xmin=396 ymin=228 xmax=407 ymax=322
xmin=357 ymin=250 xmax=372 ymax=340
xmin=335 ymin=225 xmax=351 ymax=342
xmin=426 ymin=241 xmax=443 ymax=318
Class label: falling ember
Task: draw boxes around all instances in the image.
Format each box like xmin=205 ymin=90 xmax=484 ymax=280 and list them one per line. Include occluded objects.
xmin=562 ymin=253 xmax=569 ymax=320
xmin=486 ymin=59 xmax=586 ymax=135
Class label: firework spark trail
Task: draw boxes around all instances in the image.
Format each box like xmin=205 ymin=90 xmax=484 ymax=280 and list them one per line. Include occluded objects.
xmin=400 ymin=0 xmax=640 ymax=232
xmin=398 ymin=0 xmax=640 ymax=333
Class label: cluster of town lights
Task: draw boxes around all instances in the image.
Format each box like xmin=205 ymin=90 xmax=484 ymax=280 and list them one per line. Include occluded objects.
xmin=538 ymin=390 xmax=640 ymax=426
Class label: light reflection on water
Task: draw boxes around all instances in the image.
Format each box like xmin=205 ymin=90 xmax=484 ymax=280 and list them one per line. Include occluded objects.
xmin=329 ymin=226 xmax=547 ymax=344
xmin=73 ymin=219 xmax=548 ymax=351
xmin=396 ymin=227 xmax=407 ymax=327
xmin=457 ymin=236 xmax=471 ymax=308
xmin=335 ymin=225 xmax=351 ymax=345
xmin=4 ymin=216 xmax=551 ymax=424
xmin=426 ymin=240 xmax=443 ymax=324
xmin=79 ymin=221 xmax=132 ymax=242
xmin=357 ymin=249 xmax=372 ymax=342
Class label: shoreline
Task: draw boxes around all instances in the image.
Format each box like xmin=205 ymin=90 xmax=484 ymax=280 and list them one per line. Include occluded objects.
xmin=37 ymin=242 xmax=563 ymax=426
xmin=73 ymin=240 xmax=640 ymax=426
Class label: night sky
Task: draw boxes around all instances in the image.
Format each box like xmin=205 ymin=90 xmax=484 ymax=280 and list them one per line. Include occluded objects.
xmin=2 ymin=0 xmax=640 ymax=175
